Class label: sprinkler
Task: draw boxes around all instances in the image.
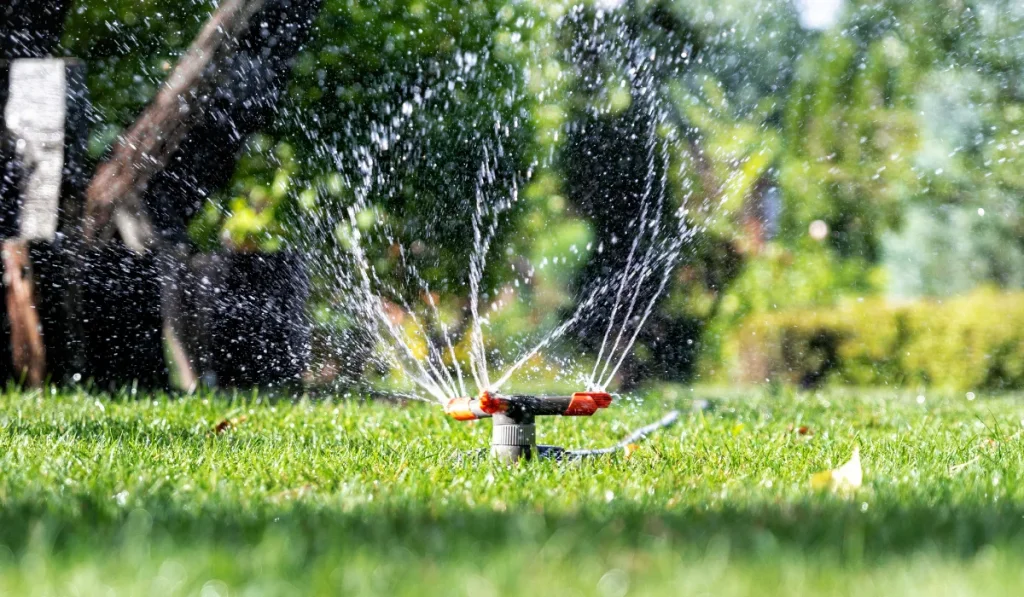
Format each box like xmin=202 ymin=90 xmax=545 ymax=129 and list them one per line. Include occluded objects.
xmin=445 ymin=391 xmax=616 ymax=462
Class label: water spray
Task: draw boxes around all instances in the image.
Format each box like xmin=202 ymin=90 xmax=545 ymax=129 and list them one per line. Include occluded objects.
xmin=445 ymin=390 xmax=679 ymax=462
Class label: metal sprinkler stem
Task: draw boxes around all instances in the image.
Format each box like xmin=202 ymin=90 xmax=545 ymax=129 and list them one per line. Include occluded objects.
xmin=445 ymin=391 xmax=613 ymax=463
xmin=491 ymin=411 xmax=536 ymax=463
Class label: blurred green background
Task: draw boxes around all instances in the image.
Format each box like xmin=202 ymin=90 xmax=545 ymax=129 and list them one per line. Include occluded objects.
xmin=59 ymin=0 xmax=1024 ymax=392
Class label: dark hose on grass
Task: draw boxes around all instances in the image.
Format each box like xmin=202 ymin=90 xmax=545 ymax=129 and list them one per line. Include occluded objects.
xmin=564 ymin=409 xmax=681 ymax=458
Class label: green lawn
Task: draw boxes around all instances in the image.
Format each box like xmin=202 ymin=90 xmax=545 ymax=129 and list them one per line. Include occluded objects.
xmin=2 ymin=386 xmax=1024 ymax=596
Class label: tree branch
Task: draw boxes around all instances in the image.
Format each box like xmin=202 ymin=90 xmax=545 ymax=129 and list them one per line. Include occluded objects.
xmin=82 ymin=0 xmax=267 ymax=251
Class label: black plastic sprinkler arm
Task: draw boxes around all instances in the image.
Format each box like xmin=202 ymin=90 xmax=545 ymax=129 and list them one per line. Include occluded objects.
xmin=444 ymin=391 xmax=613 ymax=421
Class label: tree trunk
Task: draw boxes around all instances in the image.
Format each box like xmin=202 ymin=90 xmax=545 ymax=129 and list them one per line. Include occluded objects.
xmin=2 ymin=241 xmax=44 ymax=384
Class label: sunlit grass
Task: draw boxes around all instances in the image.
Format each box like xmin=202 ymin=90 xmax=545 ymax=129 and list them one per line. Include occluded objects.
xmin=2 ymin=386 xmax=1024 ymax=595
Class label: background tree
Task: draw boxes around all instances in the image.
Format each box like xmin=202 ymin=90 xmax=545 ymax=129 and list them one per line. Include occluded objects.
xmin=43 ymin=0 xmax=1024 ymax=389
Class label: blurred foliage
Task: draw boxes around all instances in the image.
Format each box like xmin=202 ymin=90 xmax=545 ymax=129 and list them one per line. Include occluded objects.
xmin=670 ymin=0 xmax=1024 ymax=384
xmin=55 ymin=0 xmax=1024 ymax=387
xmin=190 ymin=136 xmax=303 ymax=252
xmin=729 ymin=288 xmax=1024 ymax=391
xmin=884 ymin=205 xmax=1024 ymax=299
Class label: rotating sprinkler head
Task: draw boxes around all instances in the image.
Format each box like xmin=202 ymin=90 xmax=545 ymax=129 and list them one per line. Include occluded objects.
xmin=445 ymin=391 xmax=614 ymax=462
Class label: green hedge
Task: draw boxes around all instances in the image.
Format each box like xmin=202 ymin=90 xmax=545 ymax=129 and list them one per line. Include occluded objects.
xmin=728 ymin=289 xmax=1024 ymax=391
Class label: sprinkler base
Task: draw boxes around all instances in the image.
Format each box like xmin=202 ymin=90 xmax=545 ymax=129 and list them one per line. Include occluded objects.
xmin=444 ymin=391 xmax=679 ymax=463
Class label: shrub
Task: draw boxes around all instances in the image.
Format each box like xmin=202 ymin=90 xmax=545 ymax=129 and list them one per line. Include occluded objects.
xmin=727 ymin=289 xmax=1024 ymax=391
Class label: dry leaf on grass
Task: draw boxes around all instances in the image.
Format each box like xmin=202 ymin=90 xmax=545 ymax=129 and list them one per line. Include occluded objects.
xmin=213 ymin=415 xmax=248 ymax=434
xmin=811 ymin=447 xmax=862 ymax=493
xmin=949 ymin=456 xmax=980 ymax=474
xmin=271 ymin=485 xmax=316 ymax=503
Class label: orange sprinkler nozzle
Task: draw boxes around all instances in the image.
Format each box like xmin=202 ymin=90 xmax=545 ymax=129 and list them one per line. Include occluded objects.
xmin=562 ymin=392 xmax=614 ymax=416
xmin=564 ymin=393 xmax=598 ymax=416
xmin=573 ymin=391 xmax=613 ymax=409
xmin=444 ymin=397 xmax=479 ymax=421
xmin=477 ymin=391 xmax=509 ymax=415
